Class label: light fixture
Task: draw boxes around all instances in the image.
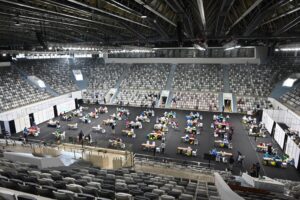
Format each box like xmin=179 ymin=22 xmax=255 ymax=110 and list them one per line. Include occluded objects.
xmin=2 ymin=53 xmax=6 ymax=56
xmin=193 ymin=44 xmax=206 ymax=51
xmin=141 ymin=15 xmax=147 ymax=19
xmin=225 ymin=45 xmax=241 ymax=51
xmin=280 ymin=47 xmax=300 ymax=51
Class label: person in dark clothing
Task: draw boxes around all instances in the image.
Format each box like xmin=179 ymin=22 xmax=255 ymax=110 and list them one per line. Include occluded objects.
xmin=153 ymin=146 xmax=156 ymax=156
xmin=222 ymin=105 xmax=225 ymax=113
xmin=79 ymin=130 xmax=84 ymax=147
xmin=151 ymin=101 xmax=156 ymax=109
xmin=228 ymin=132 xmax=233 ymax=141
xmin=161 ymin=142 xmax=166 ymax=154
xmin=256 ymin=162 xmax=261 ymax=177
xmin=79 ymin=130 xmax=84 ymax=142
xmin=267 ymin=145 xmax=272 ymax=155
xmin=254 ymin=134 xmax=257 ymax=142
xmin=229 ymin=155 xmax=234 ymax=171
xmin=111 ymin=123 xmax=116 ymax=134
xmin=250 ymin=164 xmax=256 ymax=177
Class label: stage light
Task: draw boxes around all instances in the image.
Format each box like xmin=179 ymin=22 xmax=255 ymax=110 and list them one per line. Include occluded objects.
xmin=141 ymin=15 xmax=147 ymax=19
xmin=2 ymin=53 xmax=6 ymax=56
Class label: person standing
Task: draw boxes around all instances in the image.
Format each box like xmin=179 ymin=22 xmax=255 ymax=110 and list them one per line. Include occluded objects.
xmin=79 ymin=130 xmax=84 ymax=147
xmin=254 ymin=134 xmax=257 ymax=142
xmin=222 ymin=105 xmax=225 ymax=113
xmin=161 ymin=142 xmax=166 ymax=154
xmin=153 ymin=146 xmax=156 ymax=156
xmin=111 ymin=122 xmax=116 ymax=134
xmin=229 ymin=155 xmax=234 ymax=171
xmin=255 ymin=162 xmax=261 ymax=177
xmin=237 ymin=151 xmax=244 ymax=166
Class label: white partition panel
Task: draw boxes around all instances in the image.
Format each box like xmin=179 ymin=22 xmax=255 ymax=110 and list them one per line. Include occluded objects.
xmin=262 ymin=111 xmax=274 ymax=133
xmin=39 ymin=111 xmax=44 ymax=124
xmin=25 ymin=117 xmax=30 ymax=128
xmin=56 ymin=100 xmax=76 ymax=114
xmin=15 ymin=116 xmax=30 ymax=133
xmin=46 ymin=108 xmax=54 ymax=120
xmin=274 ymin=124 xmax=286 ymax=149
xmin=15 ymin=118 xmax=21 ymax=133
xmin=34 ymin=107 xmax=54 ymax=125
xmin=285 ymin=137 xmax=300 ymax=168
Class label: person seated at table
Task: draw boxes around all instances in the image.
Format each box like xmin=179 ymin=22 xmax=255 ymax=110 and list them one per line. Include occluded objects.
xmin=115 ymin=137 xmax=123 ymax=143
xmin=171 ymin=121 xmax=179 ymax=129
xmin=186 ymin=126 xmax=196 ymax=134
xmin=123 ymin=128 xmax=134 ymax=137
xmin=213 ymin=114 xmax=217 ymax=121
xmin=187 ymin=119 xmax=193 ymax=127
xmin=111 ymin=113 xmax=118 ymax=120
xmin=162 ymin=124 xmax=168 ymax=132
xmin=148 ymin=133 xmax=157 ymax=141
xmin=84 ymin=133 xmax=92 ymax=144
xmin=242 ymin=115 xmax=247 ymax=122
xmin=184 ymin=134 xmax=190 ymax=142
xmin=210 ymin=148 xmax=218 ymax=157
xmin=185 ymin=146 xmax=192 ymax=156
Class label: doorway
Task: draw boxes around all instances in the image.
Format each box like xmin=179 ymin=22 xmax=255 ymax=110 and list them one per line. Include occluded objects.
xmin=224 ymin=99 xmax=232 ymax=112
xmin=53 ymin=105 xmax=58 ymax=117
xmin=9 ymin=120 xmax=16 ymax=134
xmin=29 ymin=113 xmax=35 ymax=126
xmin=162 ymin=96 xmax=167 ymax=105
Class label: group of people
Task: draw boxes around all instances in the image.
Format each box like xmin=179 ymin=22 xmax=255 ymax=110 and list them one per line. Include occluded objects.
xmin=78 ymin=130 xmax=92 ymax=145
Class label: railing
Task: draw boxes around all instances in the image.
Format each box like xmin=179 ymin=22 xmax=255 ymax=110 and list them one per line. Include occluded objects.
xmin=134 ymin=153 xmax=215 ymax=170
xmin=0 ymin=135 xmax=134 ymax=169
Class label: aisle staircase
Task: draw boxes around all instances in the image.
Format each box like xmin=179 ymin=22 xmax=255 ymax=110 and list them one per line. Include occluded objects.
xmin=232 ymin=94 xmax=237 ymax=112
xmin=164 ymin=64 xmax=176 ymax=108
xmin=165 ymin=64 xmax=176 ymax=90
xmin=223 ymin=65 xmax=230 ymax=93
xmin=219 ymin=93 xmax=223 ymax=112
xmin=109 ymin=65 xmax=130 ymax=104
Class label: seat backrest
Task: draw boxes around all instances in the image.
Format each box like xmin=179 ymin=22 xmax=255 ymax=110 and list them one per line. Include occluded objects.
xmin=0 ymin=190 xmax=16 ymax=200
xmin=17 ymin=194 xmax=37 ymax=200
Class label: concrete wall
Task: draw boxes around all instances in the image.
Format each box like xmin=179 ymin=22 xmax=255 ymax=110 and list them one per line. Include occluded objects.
xmin=214 ymin=173 xmax=244 ymax=200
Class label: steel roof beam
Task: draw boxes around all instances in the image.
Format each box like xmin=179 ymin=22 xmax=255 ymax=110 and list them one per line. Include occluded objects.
xmin=196 ymin=0 xmax=206 ymax=32
xmin=65 ymin=0 xmax=152 ymax=29
xmin=243 ymin=0 xmax=289 ymax=36
xmin=215 ymin=0 xmax=236 ymax=36
xmin=273 ymin=15 xmax=300 ymax=35
xmin=261 ymin=6 xmax=300 ymax=25
xmin=226 ymin=0 xmax=263 ymax=35
xmin=0 ymin=0 xmax=124 ymax=29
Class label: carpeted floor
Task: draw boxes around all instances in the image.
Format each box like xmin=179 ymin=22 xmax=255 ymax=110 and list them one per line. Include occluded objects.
xmin=28 ymin=104 xmax=300 ymax=181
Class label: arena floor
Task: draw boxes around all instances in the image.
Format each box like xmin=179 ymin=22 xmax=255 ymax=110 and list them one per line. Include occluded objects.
xmin=29 ymin=105 xmax=300 ymax=181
